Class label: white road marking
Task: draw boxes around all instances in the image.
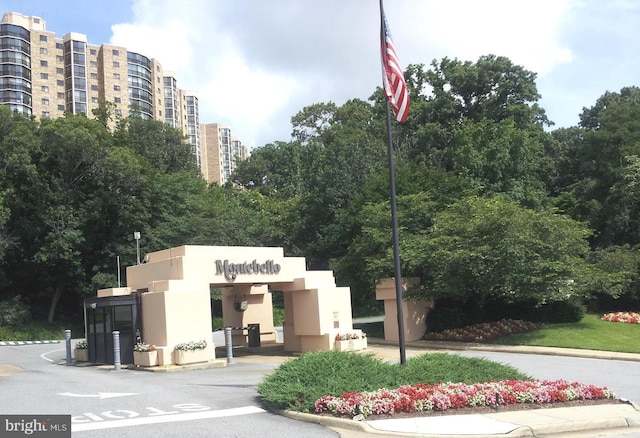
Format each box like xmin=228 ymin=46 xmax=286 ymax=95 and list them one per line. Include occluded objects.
xmin=41 ymin=348 xmax=66 ymax=362
xmin=58 ymin=392 xmax=138 ymax=399
xmin=72 ymin=406 xmax=266 ymax=432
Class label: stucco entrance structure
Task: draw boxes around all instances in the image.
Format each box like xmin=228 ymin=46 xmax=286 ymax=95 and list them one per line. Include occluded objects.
xmin=93 ymin=245 xmax=362 ymax=365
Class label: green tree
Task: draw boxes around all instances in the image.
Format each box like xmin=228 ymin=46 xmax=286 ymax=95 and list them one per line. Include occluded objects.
xmin=449 ymin=118 xmax=547 ymax=206
xmin=417 ymin=196 xmax=591 ymax=309
xmin=400 ymin=55 xmax=549 ymax=167
xmin=577 ymin=87 xmax=640 ymax=246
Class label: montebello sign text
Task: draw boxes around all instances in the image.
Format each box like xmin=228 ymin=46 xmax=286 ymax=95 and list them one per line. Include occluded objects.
xmin=215 ymin=259 xmax=281 ymax=280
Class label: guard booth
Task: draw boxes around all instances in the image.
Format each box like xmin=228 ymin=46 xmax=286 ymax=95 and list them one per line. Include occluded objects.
xmin=84 ymin=293 xmax=142 ymax=364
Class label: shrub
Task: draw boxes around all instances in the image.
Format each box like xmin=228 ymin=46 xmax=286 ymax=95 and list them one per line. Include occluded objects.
xmin=532 ymin=298 xmax=585 ymax=323
xmin=0 ymin=297 xmax=31 ymax=326
xmin=426 ymin=304 xmax=481 ymax=333
xmin=257 ymin=351 xmax=391 ymax=412
xmin=257 ymin=351 xmax=530 ymax=413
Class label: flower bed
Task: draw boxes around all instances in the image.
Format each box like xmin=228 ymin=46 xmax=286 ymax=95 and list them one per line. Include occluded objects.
xmin=334 ymin=331 xmax=367 ymax=351
xmin=601 ymin=312 xmax=640 ymax=324
xmin=133 ymin=342 xmax=156 ymax=352
xmin=425 ymin=319 xmax=540 ymax=342
xmin=175 ymin=340 xmax=207 ymax=351
xmin=174 ymin=339 xmax=209 ymax=365
xmin=74 ymin=340 xmax=89 ymax=362
xmin=314 ymin=379 xmax=616 ymax=418
xmin=133 ymin=343 xmax=158 ymax=367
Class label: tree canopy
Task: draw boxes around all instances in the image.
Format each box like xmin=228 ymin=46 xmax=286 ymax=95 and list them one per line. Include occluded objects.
xmin=1 ymin=53 xmax=639 ymax=325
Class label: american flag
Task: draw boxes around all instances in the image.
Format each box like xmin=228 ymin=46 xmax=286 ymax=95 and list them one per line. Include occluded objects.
xmin=380 ymin=8 xmax=410 ymax=124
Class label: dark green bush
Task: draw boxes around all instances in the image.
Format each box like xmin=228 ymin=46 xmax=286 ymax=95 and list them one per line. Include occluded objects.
xmin=426 ymin=303 xmax=482 ymax=332
xmin=257 ymin=351 xmax=391 ymax=412
xmin=402 ymin=353 xmax=530 ymax=385
xmin=427 ymin=296 xmax=585 ymax=332
xmin=257 ymin=350 xmax=531 ymax=413
xmin=0 ymin=297 xmax=31 ymax=326
xmin=531 ymin=298 xmax=585 ymax=323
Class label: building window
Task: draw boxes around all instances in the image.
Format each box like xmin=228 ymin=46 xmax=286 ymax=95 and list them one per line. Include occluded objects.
xmin=57 ymin=92 xmax=64 ymax=99
xmin=41 ymin=99 xmax=49 ymax=105
xmin=114 ymin=85 xmax=121 ymax=91
xmin=42 ymin=111 xmax=50 ymax=117
xmin=115 ymin=109 xmax=122 ymax=116
xmin=90 ymin=61 xmax=97 ymax=67
xmin=90 ymin=49 xmax=96 ymax=55
xmin=56 ymin=55 xmax=63 ymax=62
xmin=113 ymin=61 xmax=119 ymax=68
xmin=90 ymin=73 xmax=98 ymax=79
xmin=112 ymin=49 xmax=120 ymax=56
xmin=40 ymin=73 xmax=48 ymax=79
xmin=56 ymin=68 xmax=64 ymax=74
xmin=56 ymin=43 xmax=63 ymax=50
xmin=39 ymin=35 xmax=47 ymax=42
xmin=57 ymin=80 xmax=64 ymax=86
xmin=91 ymin=97 xmax=99 ymax=103
xmin=41 ymin=86 xmax=49 ymax=92
xmin=40 ymin=47 xmax=47 ymax=54
xmin=57 ymin=105 xmax=65 ymax=111
xmin=91 ymin=85 xmax=98 ymax=91
xmin=113 ymin=73 xmax=120 ymax=80
xmin=114 ymin=97 xmax=121 ymax=103
xmin=40 ymin=60 xmax=48 ymax=67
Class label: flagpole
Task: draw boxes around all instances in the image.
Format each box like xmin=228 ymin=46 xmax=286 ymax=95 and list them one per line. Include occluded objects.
xmin=380 ymin=0 xmax=407 ymax=365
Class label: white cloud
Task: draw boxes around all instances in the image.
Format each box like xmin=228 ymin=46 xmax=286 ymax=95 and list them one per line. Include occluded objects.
xmin=107 ymin=0 xmax=578 ymax=147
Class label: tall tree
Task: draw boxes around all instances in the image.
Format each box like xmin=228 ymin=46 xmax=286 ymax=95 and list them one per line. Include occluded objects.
xmin=398 ymin=55 xmax=549 ymax=168
xmin=418 ymin=196 xmax=591 ymax=309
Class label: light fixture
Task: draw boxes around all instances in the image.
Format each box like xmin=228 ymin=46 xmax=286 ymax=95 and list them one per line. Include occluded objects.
xmin=133 ymin=231 xmax=141 ymax=265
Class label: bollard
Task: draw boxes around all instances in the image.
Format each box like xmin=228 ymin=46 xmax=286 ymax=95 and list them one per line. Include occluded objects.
xmin=113 ymin=330 xmax=121 ymax=371
xmin=224 ymin=326 xmax=234 ymax=364
xmin=65 ymin=330 xmax=72 ymax=364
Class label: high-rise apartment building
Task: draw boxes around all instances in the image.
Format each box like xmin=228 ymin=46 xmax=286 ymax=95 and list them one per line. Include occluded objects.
xmin=0 ymin=12 xmax=164 ymax=122
xmin=0 ymin=12 xmax=218 ymax=173
xmin=200 ymin=123 xmax=248 ymax=185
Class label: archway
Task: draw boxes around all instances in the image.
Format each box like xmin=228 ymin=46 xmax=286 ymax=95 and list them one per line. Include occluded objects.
xmin=89 ymin=245 xmax=364 ymax=365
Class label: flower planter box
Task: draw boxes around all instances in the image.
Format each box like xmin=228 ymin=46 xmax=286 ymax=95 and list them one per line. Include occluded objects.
xmin=133 ymin=350 xmax=158 ymax=367
xmin=174 ymin=348 xmax=209 ymax=365
xmin=74 ymin=348 xmax=89 ymax=362
xmin=334 ymin=338 xmax=367 ymax=352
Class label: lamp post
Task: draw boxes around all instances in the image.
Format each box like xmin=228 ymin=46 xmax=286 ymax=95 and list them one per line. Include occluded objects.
xmin=133 ymin=231 xmax=141 ymax=265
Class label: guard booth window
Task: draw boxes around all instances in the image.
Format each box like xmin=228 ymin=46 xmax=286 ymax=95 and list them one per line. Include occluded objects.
xmin=113 ymin=305 xmax=133 ymax=363
xmin=85 ymin=294 xmax=140 ymax=365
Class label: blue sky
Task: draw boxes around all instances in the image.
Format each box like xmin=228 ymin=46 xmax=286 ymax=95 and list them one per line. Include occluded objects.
xmin=3 ymin=0 xmax=640 ymax=148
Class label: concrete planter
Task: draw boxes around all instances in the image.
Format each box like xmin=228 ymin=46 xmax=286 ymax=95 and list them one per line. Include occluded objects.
xmin=74 ymin=348 xmax=89 ymax=362
xmin=133 ymin=350 xmax=158 ymax=367
xmin=334 ymin=338 xmax=367 ymax=352
xmin=174 ymin=348 xmax=209 ymax=365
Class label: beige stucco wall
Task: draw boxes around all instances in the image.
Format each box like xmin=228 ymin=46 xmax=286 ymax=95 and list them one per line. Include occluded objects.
xmin=99 ymin=245 xmax=359 ymax=360
xmin=221 ymin=284 xmax=276 ymax=346
xmin=376 ymin=278 xmax=432 ymax=342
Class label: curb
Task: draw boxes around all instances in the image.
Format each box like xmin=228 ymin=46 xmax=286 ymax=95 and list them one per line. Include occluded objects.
xmin=0 ymin=340 xmax=60 ymax=346
xmin=284 ymin=403 xmax=640 ymax=438
xmin=369 ymin=339 xmax=640 ymax=362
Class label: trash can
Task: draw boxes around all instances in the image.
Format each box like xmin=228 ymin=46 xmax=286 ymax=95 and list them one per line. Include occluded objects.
xmin=247 ymin=324 xmax=261 ymax=347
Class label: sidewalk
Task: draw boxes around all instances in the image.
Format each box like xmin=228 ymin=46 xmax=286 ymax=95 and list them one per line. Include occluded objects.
xmin=291 ymin=339 xmax=640 ymax=437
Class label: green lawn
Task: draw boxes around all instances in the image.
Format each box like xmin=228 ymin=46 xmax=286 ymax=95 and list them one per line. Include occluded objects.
xmin=355 ymin=314 xmax=640 ymax=354
xmin=492 ymin=314 xmax=640 ymax=353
